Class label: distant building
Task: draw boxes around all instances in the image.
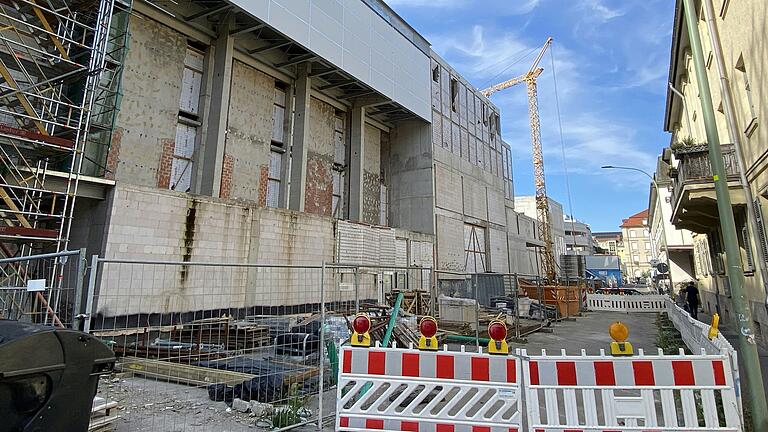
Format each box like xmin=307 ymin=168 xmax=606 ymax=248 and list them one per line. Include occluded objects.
xmin=594 ymin=231 xmax=622 ymax=256
xmin=620 ymin=210 xmax=653 ymax=281
xmin=563 ymin=216 xmax=595 ymax=255
xmin=515 ymin=196 xmax=566 ymax=275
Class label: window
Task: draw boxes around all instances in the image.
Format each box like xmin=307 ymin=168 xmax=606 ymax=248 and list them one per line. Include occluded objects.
xmin=633 ymin=255 xmax=640 ymax=263
xmin=645 ymin=241 xmax=651 ymax=251
xmin=464 ymin=224 xmax=487 ymax=273
xmin=630 ymin=230 xmax=637 ymax=238
xmin=432 ymin=65 xmax=440 ymax=83
xmin=266 ymin=150 xmax=282 ymax=208
xmin=272 ymin=85 xmax=286 ymax=144
xmin=754 ymin=198 xmax=768 ymax=264
xmin=736 ymin=56 xmax=758 ymax=136
xmin=332 ymin=171 xmax=343 ymax=218
xmin=171 ymin=46 xmax=204 ymax=192
xmin=631 ymin=241 xmax=638 ymax=251
xmin=450 ymin=78 xmax=458 ymax=112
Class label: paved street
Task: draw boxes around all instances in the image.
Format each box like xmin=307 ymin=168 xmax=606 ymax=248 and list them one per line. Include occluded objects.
xmin=510 ymin=310 xmax=661 ymax=355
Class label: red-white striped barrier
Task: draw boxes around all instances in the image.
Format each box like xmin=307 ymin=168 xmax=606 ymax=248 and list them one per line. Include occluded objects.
xmin=337 ymin=344 xmax=522 ymax=431
xmin=523 ymin=348 xmax=742 ymax=431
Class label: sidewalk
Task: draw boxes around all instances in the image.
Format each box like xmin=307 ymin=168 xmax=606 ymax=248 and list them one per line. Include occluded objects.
xmin=695 ymin=308 xmax=768 ymax=400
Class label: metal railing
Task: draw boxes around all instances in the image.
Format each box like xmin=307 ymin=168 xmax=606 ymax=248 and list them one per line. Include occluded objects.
xmin=671 ymin=143 xmax=739 ymax=205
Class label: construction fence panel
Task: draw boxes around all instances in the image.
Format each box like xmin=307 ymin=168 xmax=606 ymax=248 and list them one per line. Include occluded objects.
xmin=336 ymin=344 xmax=523 ymax=431
xmin=86 ymin=259 xmax=335 ymax=431
xmin=586 ymin=293 xmax=667 ymax=313
xmin=83 ymin=258 xmax=433 ymax=431
xmin=0 ymin=249 xmax=87 ymax=329
xmin=664 ymin=298 xmax=742 ymax=413
xmin=523 ymin=348 xmax=742 ymax=431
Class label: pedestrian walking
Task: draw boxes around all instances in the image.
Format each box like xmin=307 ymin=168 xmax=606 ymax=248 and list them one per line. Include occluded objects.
xmin=684 ymin=281 xmax=700 ymax=320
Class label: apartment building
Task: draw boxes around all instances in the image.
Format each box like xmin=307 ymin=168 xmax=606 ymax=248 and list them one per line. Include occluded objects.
xmin=594 ymin=232 xmax=622 ymax=256
xmin=664 ymin=0 xmax=768 ymax=340
xmin=0 ymin=0 xmax=545 ymax=316
xmin=620 ymin=210 xmax=653 ymax=281
xmin=648 ymin=152 xmax=695 ymax=290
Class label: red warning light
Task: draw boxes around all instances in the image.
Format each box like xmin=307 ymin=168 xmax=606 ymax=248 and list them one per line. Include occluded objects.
xmin=352 ymin=314 xmax=371 ymax=334
xmin=488 ymin=321 xmax=507 ymax=341
xmin=419 ymin=317 xmax=438 ymax=338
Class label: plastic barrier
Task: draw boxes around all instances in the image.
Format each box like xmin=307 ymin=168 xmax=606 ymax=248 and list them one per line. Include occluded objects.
xmin=523 ymin=348 xmax=742 ymax=431
xmin=586 ymin=293 xmax=667 ymax=312
xmin=336 ymin=343 xmax=522 ymax=431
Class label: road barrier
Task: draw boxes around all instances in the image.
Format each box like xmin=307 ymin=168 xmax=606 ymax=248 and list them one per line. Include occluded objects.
xmin=338 ymin=344 xmax=743 ymax=431
xmin=586 ymin=293 xmax=667 ymax=312
xmin=336 ymin=343 xmax=522 ymax=431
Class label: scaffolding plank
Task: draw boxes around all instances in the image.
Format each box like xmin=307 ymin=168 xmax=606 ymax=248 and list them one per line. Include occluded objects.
xmin=0 ymin=123 xmax=73 ymax=148
xmin=0 ymin=186 xmax=31 ymax=228
xmin=0 ymin=225 xmax=57 ymax=238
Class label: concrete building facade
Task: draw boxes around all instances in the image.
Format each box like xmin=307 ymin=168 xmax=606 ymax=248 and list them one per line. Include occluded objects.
xmin=664 ymin=0 xmax=768 ymax=340
xmin=514 ymin=196 xmax=566 ymax=275
xmin=61 ymin=0 xmax=544 ymax=316
xmin=563 ymin=216 xmax=595 ymax=256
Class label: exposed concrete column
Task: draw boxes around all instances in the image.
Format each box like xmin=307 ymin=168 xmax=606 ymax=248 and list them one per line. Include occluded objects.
xmin=199 ymin=15 xmax=234 ymax=197
xmin=348 ymin=105 xmax=365 ymax=221
xmin=288 ymin=65 xmax=311 ymax=211
xmin=276 ymin=82 xmax=294 ymax=209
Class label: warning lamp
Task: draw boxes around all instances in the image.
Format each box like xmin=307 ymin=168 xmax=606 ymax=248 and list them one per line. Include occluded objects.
xmin=351 ymin=313 xmax=371 ymax=347
xmin=708 ymin=313 xmax=720 ymax=340
xmin=487 ymin=320 xmax=509 ymax=355
xmin=609 ymin=321 xmax=633 ymax=356
xmin=418 ymin=316 xmax=439 ymax=351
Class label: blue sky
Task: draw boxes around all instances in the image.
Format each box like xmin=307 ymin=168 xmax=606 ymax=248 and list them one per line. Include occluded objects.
xmin=386 ymin=0 xmax=675 ymax=232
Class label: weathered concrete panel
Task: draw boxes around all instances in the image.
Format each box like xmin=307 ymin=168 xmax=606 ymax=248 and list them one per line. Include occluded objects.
xmin=305 ymin=97 xmax=336 ymax=215
xmin=434 ymin=163 xmax=462 ymax=214
xmin=113 ymin=16 xmax=186 ymax=187
xmin=462 ymin=177 xmax=487 ymax=220
xmin=487 ymin=187 xmax=506 ymax=226
xmin=436 ymin=214 xmax=465 ymax=272
xmin=389 ymin=119 xmax=434 ymax=234
xmin=489 ymin=227 xmax=509 ymax=273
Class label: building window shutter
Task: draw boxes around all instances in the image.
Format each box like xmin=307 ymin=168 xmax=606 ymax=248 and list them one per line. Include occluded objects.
xmin=754 ymin=198 xmax=768 ymax=263
xmin=742 ymin=224 xmax=755 ymax=271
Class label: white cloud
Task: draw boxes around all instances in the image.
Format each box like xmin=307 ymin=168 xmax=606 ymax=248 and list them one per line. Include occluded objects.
xmin=581 ymin=0 xmax=625 ymax=22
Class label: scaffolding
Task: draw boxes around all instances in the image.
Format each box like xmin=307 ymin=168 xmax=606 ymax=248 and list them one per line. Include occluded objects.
xmin=0 ymin=0 xmax=130 ymax=265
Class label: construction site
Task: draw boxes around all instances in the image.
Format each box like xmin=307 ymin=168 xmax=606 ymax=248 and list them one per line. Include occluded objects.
xmin=0 ymin=1 xmax=750 ymax=431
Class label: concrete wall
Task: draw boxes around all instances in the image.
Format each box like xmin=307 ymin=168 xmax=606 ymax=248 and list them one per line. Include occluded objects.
xmin=388 ymin=119 xmax=434 ymax=234
xmin=362 ymin=124 xmax=382 ymax=224
xmin=111 ymin=15 xmax=186 ymax=187
xmin=514 ymin=195 xmax=566 ymax=274
xmin=305 ymin=98 xmax=336 ymax=216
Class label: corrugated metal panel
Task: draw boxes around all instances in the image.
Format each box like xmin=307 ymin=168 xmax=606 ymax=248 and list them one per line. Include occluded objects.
xmin=336 ymin=221 xmax=363 ymax=263
xmin=377 ymin=228 xmax=396 ymax=267
xmin=362 ymin=228 xmax=379 ymax=266
xmin=395 ymin=238 xmax=408 ymax=267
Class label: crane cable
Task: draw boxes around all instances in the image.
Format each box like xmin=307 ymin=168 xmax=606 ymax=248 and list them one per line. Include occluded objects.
xmin=478 ymin=46 xmax=539 ymax=89
xmin=549 ymin=42 xmax=579 ymax=254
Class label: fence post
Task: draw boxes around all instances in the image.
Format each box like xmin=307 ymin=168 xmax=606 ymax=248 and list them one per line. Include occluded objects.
xmin=318 ymin=261 xmax=326 ymax=430
xmin=354 ymin=268 xmax=360 ymax=313
xmin=473 ymin=275 xmax=480 ymax=347
xmin=513 ymin=273 xmax=520 ymax=340
xmin=83 ymin=254 xmax=99 ymax=334
xmin=72 ymin=248 xmax=88 ymax=330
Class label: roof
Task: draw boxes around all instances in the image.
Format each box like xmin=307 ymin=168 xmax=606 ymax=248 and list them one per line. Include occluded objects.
xmin=620 ymin=209 xmax=649 ymax=228
xmin=593 ymin=231 xmax=622 ymax=240
xmin=663 ymin=0 xmax=684 ymax=132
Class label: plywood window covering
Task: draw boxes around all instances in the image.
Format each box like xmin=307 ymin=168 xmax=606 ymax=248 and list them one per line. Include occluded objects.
xmin=266 ymin=150 xmax=281 ymax=208
xmin=171 ymin=47 xmax=204 ymax=192
xmin=272 ymin=85 xmax=286 ymax=144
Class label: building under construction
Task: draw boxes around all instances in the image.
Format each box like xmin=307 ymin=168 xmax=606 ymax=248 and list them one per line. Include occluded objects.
xmin=0 ymin=0 xmax=557 ymax=317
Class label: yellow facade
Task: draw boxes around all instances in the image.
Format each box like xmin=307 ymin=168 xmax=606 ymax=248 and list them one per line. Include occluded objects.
xmin=665 ymin=0 xmax=768 ymax=340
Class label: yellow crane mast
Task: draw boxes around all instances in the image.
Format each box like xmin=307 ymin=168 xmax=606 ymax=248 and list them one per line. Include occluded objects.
xmin=481 ymin=37 xmax=556 ymax=281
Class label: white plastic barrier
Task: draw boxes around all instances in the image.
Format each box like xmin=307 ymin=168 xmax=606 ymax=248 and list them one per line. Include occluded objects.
xmin=586 ymin=293 xmax=667 ymax=312
xmin=523 ymin=348 xmax=742 ymax=431
xmin=665 ymin=297 xmax=742 ymax=413
xmin=336 ymin=344 xmax=743 ymax=431
xmin=336 ymin=344 xmax=522 ymax=431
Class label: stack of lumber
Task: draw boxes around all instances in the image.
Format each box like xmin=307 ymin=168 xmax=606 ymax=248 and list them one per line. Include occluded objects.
xmin=89 ymin=396 xmax=119 ymax=432
xmin=175 ymin=317 xmax=271 ymax=350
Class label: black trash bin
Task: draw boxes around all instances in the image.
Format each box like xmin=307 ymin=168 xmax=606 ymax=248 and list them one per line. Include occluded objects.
xmin=0 ymin=320 xmax=116 ymax=432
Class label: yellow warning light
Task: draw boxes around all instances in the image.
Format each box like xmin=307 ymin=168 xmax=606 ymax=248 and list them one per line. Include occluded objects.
xmin=487 ymin=320 xmax=509 ymax=355
xmin=418 ymin=316 xmax=439 ymax=351
xmin=708 ymin=313 xmax=720 ymax=340
xmin=351 ymin=313 xmax=372 ymax=347
xmin=609 ymin=321 xmax=633 ymax=356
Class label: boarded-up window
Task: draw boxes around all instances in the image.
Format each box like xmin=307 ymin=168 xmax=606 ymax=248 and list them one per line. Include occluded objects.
xmin=266 ymin=150 xmax=281 ymax=207
xmin=464 ymin=224 xmax=487 ymax=273
xmin=332 ymin=170 xmax=344 ymax=218
xmin=170 ymin=123 xmax=195 ymax=191
xmin=272 ymin=86 xmax=286 ymax=144
xmin=171 ymin=47 xmax=204 ymax=192
xmin=179 ymin=48 xmax=203 ymax=115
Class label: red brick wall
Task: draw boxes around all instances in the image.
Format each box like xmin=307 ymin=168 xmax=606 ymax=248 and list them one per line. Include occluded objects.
xmin=257 ymin=164 xmax=269 ymax=206
xmin=304 ymin=155 xmax=333 ymax=216
xmin=156 ymin=138 xmax=174 ymax=189
xmin=105 ymin=127 xmax=123 ymax=180
xmin=220 ymin=153 xmax=234 ymax=199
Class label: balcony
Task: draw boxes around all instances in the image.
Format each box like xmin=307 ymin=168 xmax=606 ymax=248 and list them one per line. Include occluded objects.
xmin=669 ymin=144 xmax=745 ymax=233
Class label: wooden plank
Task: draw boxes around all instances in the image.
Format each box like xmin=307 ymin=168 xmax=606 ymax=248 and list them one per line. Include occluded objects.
xmin=118 ymin=356 xmax=255 ymax=387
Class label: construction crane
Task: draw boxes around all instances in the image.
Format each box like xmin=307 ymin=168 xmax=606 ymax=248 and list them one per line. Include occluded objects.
xmin=481 ymin=37 xmax=556 ymax=282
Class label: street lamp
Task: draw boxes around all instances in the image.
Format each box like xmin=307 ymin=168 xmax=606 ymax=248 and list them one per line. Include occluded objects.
xmin=601 ymin=165 xmax=674 ymax=294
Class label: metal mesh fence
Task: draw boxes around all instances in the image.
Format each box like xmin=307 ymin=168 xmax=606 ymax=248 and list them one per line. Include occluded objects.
xmin=0 ymin=249 xmax=87 ymax=328
xmin=84 ymin=258 xmax=432 ymax=431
